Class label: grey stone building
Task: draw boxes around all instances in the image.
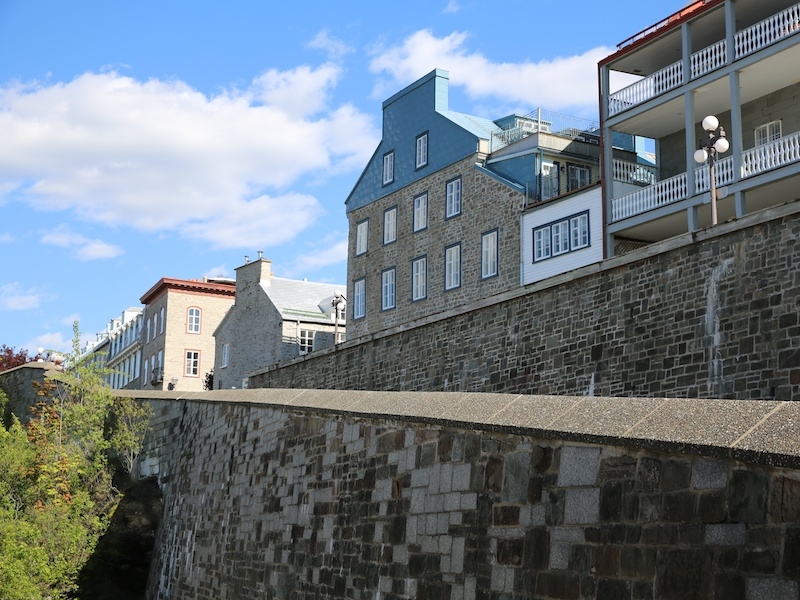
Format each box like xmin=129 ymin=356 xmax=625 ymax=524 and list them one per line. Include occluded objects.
xmin=212 ymin=255 xmax=345 ymax=390
xmin=345 ymin=69 xmax=603 ymax=341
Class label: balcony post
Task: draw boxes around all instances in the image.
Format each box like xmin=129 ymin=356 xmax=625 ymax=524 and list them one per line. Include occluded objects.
xmin=728 ymin=70 xmax=745 ymax=217
xmin=681 ymin=22 xmax=692 ymax=86
xmin=724 ymin=0 xmax=736 ymax=65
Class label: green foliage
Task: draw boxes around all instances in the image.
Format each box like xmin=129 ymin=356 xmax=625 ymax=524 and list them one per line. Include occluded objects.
xmin=0 ymin=321 xmax=153 ymax=599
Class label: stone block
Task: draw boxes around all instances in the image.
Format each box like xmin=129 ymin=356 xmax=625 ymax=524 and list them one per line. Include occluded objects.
xmin=564 ymin=487 xmax=600 ymax=524
xmin=557 ymin=446 xmax=601 ymax=487
xmin=746 ymin=578 xmax=798 ymax=600
xmin=729 ymin=470 xmax=769 ymax=524
xmin=502 ymin=452 xmax=531 ymax=503
xmin=705 ymin=523 xmax=746 ymax=545
xmin=692 ymin=458 xmax=728 ymax=490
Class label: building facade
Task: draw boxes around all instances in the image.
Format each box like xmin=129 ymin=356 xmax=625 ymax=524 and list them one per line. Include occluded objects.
xmin=139 ymin=277 xmax=235 ymax=392
xmin=213 ymin=255 xmax=345 ymax=390
xmin=600 ymin=0 xmax=800 ymax=253
xmin=346 ymin=69 xmax=603 ymax=340
xmin=102 ymin=308 xmax=143 ymax=390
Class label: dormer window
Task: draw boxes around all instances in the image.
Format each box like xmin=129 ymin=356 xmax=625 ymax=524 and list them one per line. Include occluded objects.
xmin=416 ymin=133 xmax=428 ymax=169
xmin=382 ymin=151 xmax=394 ymax=185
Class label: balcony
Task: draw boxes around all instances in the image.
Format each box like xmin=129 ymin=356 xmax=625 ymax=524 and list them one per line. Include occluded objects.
xmin=608 ymin=3 xmax=800 ymax=117
xmin=611 ymin=131 xmax=800 ymax=221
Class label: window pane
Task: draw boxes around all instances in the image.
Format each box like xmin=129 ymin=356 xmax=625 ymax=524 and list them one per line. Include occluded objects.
xmin=446 ymin=179 xmax=462 ymax=217
xmin=571 ymin=214 xmax=589 ymax=249
xmin=382 ymin=269 xmax=396 ymax=310
xmin=534 ymin=227 xmax=550 ymax=261
xmin=416 ymin=134 xmax=428 ymax=168
xmin=482 ymin=231 xmax=498 ymax=278
xmin=383 ymin=152 xmax=394 ymax=184
xmin=553 ymin=221 xmax=570 ymax=255
xmin=188 ymin=308 xmax=201 ymax=333
xmin=299 ymin=330 xmax=314 ymax=354
xmin=413 ymin=194 xmax=428 ymax=231
xmin=356 ymin=220 xmax=368 ymax=255
xmin=445 ymin=245 xmax=461 ymax=289
xmin=412 ymin=257 xmax=427 ymax=300
xmin=383 ymin=208 xmax=397 ymax=244
xmin=353 ymin=279 xmax=366 ymax=319
xmin=185 ymin=351 xmax=199 ymax=376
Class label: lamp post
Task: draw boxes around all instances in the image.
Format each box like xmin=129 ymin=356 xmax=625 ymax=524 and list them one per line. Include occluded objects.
xmin=693 ymin=115 xmax=730 ymax=226
xmin=332 ymin=290 xmax=346 ymax=346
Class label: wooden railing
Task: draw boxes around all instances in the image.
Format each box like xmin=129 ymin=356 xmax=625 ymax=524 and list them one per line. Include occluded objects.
xmin=609 ymin=3 xmax=800 ymax=117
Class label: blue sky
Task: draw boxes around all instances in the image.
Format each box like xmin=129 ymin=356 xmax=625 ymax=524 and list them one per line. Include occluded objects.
xmin=0 ymin=0 xmax=684 ymax=354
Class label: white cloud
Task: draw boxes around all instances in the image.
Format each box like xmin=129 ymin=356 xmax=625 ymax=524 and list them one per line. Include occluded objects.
xmin=0 ymin=66 xmax=379 ymax=250
xmin=0 ymin=233 xmax=13 ymax=243
xmin=0 ymin=282 xmax=41 ymax=310
xmin=290 ymin=238 xmax=348 ymax=275
xmin=369 ymin=29 xmax=615 ymax=115
xmin=308 ymin=30 xmax=353 ymax=62
xmin=204 ymin=264 xmax=231 ymax=280
xmin=442 ymin=1 xmax=461 ymax=14
xmin=26 ymin=331 xmax=72 ymax=354
xmin=40 ymin=225 xmax=122 ymax=261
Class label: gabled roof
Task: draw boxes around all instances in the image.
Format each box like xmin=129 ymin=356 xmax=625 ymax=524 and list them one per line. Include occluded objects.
xmin=345 ymin=69 xmax=502 ymax=213
xmin=264 ymin=277 xmax=344 ymax=325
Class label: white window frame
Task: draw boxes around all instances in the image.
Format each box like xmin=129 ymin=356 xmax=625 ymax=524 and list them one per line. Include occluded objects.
xmin=567 ymin=164 xmax=591 ymax=191
xmin=355 ymin=220 xmax=369 ymax=255
xmin=754 ymin=120 xmax=781 ymax=147
xmin=481 ymin=230 xmax=498 ymax=279
xmin=445 ymin=244 xmax=461 ymax=290
xmin=570 ymin=214 xmax=589 ymax=250
xmin=552 ymin=220 xmax=570 ymax=256
xmin=534 ymin=227 xmax=551 ymax=261
xmin=146 ymin=318 xmax=151 ymax=343
xmin=412 ymin=256 xmax=427 ymax=301
xmin=299 ymin=330 xmax=315 ymax=355
xmin=353 ymin=278 xmax=366 ymax=319
xmin=446 ymin=178 xmax=462 ymax=218
xmin=160 ymin=307 xmax=165 ymax=334
xmin=533 ymin=210 xmax=590 ymax=262
xmin=416 ymin=132 xmax=428 ymax=169
xmin=382 ymin=151 xmax=394 ymax=185
xmin=413 ymin=193 xmax=428 ymax=232
xmin=383 ymin=207 xmax=397 ymax=245
xmin=185 ymin=350 xmax=200 ymax=377
xmin=221 ymin=343 xmax=230 ymax=368
xmin=187 ymin=307 xmax=201 ymax=333
xmin=381 ymin=268 xmax=396 ymax=310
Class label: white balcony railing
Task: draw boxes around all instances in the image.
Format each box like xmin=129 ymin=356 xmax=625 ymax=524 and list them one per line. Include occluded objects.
xmin=612 ymin=159 xmax=657 ymax=185
xmin=694 ymin=155 xmax=735 ymax=194
xmin=609 ymin=2 xmax=800 ymax=117
xmin=609 ymin=62 xmax=683 ymax=116
xmin=611 ymin=173 xmax=688 ymax=221
xmin=691 ymin=39 xmax=726 ymax=78
xmin=734 ymin=3 xmax=800 ymax=59
xmin=611 ymin=133 xmax=800 ymax=222
xmin=741 ymin=131 xmax=800 ymax=178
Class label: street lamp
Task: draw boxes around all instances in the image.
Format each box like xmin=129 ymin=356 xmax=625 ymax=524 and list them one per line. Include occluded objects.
xmin=693 ymin=115 xmax=730 ymax=226
xmin=332 ymin=290 xmax=346 ymax=346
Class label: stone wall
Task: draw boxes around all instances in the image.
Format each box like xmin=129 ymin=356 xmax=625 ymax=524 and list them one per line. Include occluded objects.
xmin=347 ymin=154 xmax=523 ymax=340
xmin=0 ymin=362 xmax=59 ymax=424
xmin=128 ymin=389 xmax=800 ymax=599
xmin=253 ymin=201 xmax=800 ymax=402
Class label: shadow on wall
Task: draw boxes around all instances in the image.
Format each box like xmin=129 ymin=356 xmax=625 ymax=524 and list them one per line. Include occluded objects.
xmin=76 ymin=477 xmax=163 ymax=600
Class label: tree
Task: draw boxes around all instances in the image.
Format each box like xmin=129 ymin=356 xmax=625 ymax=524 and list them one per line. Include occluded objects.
xmin=0 ymin=321 xmax=154 ymax=598
xmin=0 ymin=345 xmax=32 ymax=373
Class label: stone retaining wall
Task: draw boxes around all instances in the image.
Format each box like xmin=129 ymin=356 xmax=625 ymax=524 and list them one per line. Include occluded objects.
xmin=251 ymin=202 xmax=800 ymax=402
xmin=128 ymin=389 xmax=800 ymax=599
